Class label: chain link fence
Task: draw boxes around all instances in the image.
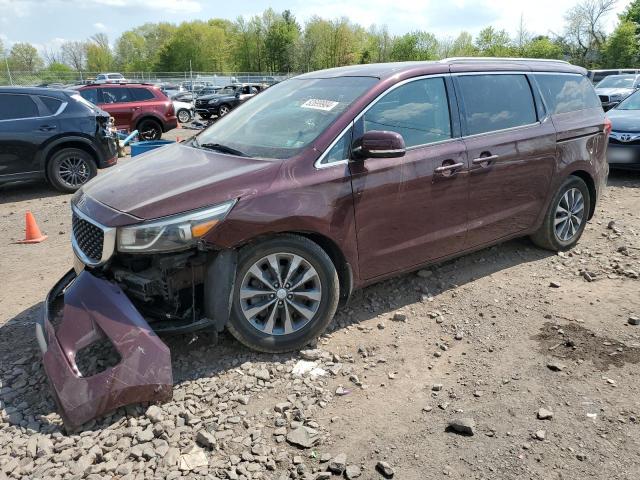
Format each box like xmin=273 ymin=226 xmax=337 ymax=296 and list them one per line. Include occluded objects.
xmin=0 ymin=70 xmax=294 ymax=87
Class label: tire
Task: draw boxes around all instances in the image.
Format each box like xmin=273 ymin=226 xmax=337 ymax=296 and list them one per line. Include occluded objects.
xmin=226 ymin=235 xmax=340 ymax=353
xmin=530 ymin=175 xmax=591 ymax=251
xmin=199 ymin=112 xmax=211 ymax=120
xmin=137 ymin=118 xmax=162 ymax=141
xmin=218 ymin=104 xmax=231 ymax=117
xmin=46 ymin=148 xmax=97 ymax=193
xmin=177 ymin=109 xmax=191 ymax=123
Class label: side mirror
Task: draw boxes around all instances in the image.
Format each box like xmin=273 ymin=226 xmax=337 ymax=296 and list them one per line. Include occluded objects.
xmin=355 ymin=130 xmax=406 ymax=159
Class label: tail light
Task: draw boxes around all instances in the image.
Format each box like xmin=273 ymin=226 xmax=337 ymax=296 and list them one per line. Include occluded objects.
xmin=604 ymin=117 xmax=612 ymax=136
xmin=166 ymin=102 xmax=175 ymax=117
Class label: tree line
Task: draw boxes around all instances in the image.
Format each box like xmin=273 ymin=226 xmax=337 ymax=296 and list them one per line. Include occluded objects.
xmin=1 ymin=0 xmax=639 ymax=77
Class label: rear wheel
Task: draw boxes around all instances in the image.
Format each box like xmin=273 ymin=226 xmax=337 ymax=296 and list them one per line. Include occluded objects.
xmin=531 ymin=176 xmax=591 ymax=251
xmin=137 ymin=119 xmax=162 ymax=141
xmin=47 ymin=148 xmax=97 ymax=193
xmin=177 ymin=109 xmax=192 ymax=123
xmin=227 ymin=235 xmax=339 ymax=353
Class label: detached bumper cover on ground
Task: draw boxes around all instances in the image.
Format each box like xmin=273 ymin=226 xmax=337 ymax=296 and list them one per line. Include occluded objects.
xmin=36 ymin=269 xmax=173 ymax=429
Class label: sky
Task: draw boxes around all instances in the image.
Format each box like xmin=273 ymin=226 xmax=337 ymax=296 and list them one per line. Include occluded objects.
xmin=0 ymin=0 xmax=632 ymax=53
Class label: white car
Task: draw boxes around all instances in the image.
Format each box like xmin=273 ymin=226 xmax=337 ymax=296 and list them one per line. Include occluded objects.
xmin=173 ymin=100 xmax=195 ymax=123
xmin=95 ymin=73 xmax=127 ymax=84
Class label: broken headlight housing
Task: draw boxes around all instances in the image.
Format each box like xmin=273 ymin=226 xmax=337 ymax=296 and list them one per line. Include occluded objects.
xmin=116 ymin=200 xmax=236 ymax=253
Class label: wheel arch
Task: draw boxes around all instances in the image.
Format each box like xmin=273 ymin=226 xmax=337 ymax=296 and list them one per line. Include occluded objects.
xmin=43 ymin=140 xmax=99 ymax=181
xmin=229 ymin=231 xmax=354 ymax=306
xmin=567 ymin=169 xmax=597 ymax=220
xmin=135 ymin=115 xmax=164 ymax=133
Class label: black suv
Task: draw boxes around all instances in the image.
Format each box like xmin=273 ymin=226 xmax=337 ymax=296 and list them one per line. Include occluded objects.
xmin=0 ymin=87 xmax=117 ymax=192
xmin=195 ymin=83 xmax=267 ymax=119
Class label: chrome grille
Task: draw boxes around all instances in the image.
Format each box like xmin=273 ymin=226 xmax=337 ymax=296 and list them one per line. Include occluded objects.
xmin=72 ymin=213 xmax=104 ymax=263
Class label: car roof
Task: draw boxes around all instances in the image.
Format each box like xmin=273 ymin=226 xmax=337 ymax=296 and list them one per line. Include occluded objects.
xmin=296 ymin=58 xmax=586 ymax=80
xmin=80 ymin=82 xmax=158 ymax=88
xmin=599 ymin=74 xmax=640 ymax=79
xmin=0 ymin=86 xmax=74 ymax=97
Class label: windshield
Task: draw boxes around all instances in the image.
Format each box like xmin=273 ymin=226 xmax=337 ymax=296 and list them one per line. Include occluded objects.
xmin=597 ymin=76 xmax=636 ymax=89
xmin=616 ymin=90 xmax=640 ymax=110
xmin=217 ymin=86 xmax=237 ymax=95
xmin=195 ymin=76 xmax=378 ymax=159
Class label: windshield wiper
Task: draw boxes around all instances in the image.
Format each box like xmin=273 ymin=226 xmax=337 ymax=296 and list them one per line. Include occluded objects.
xmin=196 ymin=141 xmax=250 ymax=157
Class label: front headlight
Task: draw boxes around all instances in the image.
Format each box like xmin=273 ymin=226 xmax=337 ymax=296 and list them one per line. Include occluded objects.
xmin=117 ymin=200 xmax=236 ymax=253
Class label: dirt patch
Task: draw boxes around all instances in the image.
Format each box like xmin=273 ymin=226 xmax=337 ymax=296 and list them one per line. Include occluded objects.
xmin=534 ymin=321 xmax=640 ymax=371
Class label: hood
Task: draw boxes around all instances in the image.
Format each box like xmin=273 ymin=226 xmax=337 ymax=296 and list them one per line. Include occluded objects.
xmin=607 ymin=109 xmax=640 ymax=132
xmin=595 ymin=87 xmax=634 ymax=97
xmin=173 ymin=100 xmax=193 ymax=109
xmin=82 ymin=142 xmax=282 ymax=221
xmin=197 ymin=93 xmax=233 ymax=101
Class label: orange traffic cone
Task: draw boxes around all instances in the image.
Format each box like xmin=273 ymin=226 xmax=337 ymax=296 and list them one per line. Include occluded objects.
xmin=16 ymin=211 xmax=47 ymax=244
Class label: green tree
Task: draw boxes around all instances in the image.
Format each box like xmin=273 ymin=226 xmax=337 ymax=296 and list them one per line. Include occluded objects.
xmin=8 ymin=42 xmax=43 ymax=72
xmin=603 ymin=21 xmax=639 ymax=67
xmin=157 ymin=21 xmax=230 ymax=71
xmin=115 ymin=31 xmax=147 ymax=71
xmin=621 ymin=0 xmax=640 ymax=23
xmin=390 ymin=31 xmax=439 ymax=61
xmin=264 ymin=10 xmax=300 ymax=72
xmin=521 ymin=36 xmax=564 ymax=59
xmin=475 ymin=27 xmax=514 ymax=56
xmin=86 ymin=34 xmax=114 ymax=71
xmin=450 ymin=32 xmax=477 ymax=57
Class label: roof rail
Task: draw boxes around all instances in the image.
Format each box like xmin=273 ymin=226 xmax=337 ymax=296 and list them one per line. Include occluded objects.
xmin=442 ymin=57 xmax=571 ymax=65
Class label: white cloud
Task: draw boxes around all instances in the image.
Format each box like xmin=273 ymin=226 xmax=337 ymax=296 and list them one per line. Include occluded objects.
xmin=87 ymin=0 xmax=202 ymax=13
xmin=93 ymin=22 xmax=107 ymax=31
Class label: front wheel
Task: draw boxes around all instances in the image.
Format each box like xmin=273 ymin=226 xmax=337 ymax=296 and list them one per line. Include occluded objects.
xmin=226 ymin=235 xmax=340 ymax=353
xmin=177 ymin=109 xmax=192 ymax=123
xmin=218 ymin=104 xmax=231 ymax=117
xmin=531 ymin=176 xmax=591 ymax=251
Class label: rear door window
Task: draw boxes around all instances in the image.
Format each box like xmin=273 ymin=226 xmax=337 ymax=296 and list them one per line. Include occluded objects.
xmin=101 ymin=87 xmax=132 ymax=104
xmin=0 ymin=94 xmax=40 ymax=120
xmin=535 ymin=74 xmax=601 ymax=114
xmin=130 ymin=88 xmax=155 ymax=101
xmin=457 ymin=74 xmax=537 ymax=135
xmin=363 ymin=77 xmax=452 ymax=148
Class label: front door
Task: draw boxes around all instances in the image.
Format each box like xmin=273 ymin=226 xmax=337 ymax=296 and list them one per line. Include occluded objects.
xmin=349 ymin=76 xmax=469 ymax=280
xmin=453 ymin=73 xmax=557 ymax=248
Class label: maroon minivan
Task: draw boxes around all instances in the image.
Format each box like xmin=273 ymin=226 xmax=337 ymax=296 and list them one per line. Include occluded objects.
xmin=37 ymin=58 xmax=609 ymax=427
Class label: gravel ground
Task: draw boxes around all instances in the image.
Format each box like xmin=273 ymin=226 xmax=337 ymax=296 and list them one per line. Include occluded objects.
xmin=1 ymin=137 xmax=639 ymax=480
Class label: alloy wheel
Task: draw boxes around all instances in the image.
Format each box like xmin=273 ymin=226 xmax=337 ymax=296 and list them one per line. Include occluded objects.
xmin=239 ymin=253 xmax=322 ymax=336
xmin=177 ymin=110 xmax=191 ymax=123
xmin=58 ymin=156 xmax=90 ymax=188
xmin=554 ymin=187 xmax=585 ymax=242
xmin=219 ymin=105 xmax=230 ymax=116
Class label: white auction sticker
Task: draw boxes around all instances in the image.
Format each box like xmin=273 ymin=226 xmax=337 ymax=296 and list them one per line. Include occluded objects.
xmin=301 ymin=99 xmax=339 ymax=111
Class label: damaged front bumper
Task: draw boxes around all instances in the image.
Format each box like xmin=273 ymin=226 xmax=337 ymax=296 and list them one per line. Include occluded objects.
xmin=36 ymin=269 xmax=173 ymax=429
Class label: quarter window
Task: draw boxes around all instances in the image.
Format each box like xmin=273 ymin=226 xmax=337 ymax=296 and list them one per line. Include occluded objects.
xmin=535 ymin=74 xmax=601 ymax=114
xmin=457 ymin=74 xmax=537 ymax=135
xmin=363 ymin=77 xmax=452 ymax=148
xmin=79 ymin=88 xmax=99 ymax=105
xmin=39 ymin=96 xmax=63 ymax=115
xmin=320 ymin=127 xmax=352 ymax=165
xmin=0 ymin=94 xmax=39 ymax=120
xmin=130 ymin=88 xmax=155 ymax=101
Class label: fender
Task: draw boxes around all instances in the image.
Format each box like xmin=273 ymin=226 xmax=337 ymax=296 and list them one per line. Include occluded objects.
xmin=39 ymin=134 xmax=100 ymax=171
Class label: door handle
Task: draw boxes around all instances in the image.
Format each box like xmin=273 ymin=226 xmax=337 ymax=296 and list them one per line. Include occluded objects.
xmin=472 ymin=154 xmax=499 ymax=165
xmin=434 ymin=161 xmax=464 ymax=174
xmin=38 ymin=125 xmax=56 ymax=132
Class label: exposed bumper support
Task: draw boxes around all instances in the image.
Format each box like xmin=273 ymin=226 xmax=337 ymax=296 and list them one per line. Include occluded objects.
xmin=204 ymin=248 xmax=238 ymax=332
xmin=36 ymin=269 xmax=173 ymax=429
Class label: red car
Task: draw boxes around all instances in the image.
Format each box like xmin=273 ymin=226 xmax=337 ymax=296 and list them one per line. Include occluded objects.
xmin=77 ymin=83 xmax=178 ymax=140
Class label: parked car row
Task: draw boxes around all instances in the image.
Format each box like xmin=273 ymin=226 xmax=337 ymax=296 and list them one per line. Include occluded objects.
xmin=195 ymin=82 xmax=267 ymax=119
xmin=595 ymin=74 xmax=640 ymax=111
